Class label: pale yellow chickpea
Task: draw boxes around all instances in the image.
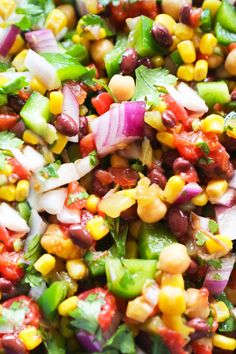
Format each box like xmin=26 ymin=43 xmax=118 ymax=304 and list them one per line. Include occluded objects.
xmin=207 ymin=54 xmax=224 ymax=69
xmin=162 ymin=0 xmax=192 ymax=20
xmin=57 ymin=4 xmax=77 ymax=29
xmin=185 ymin=288 xmax=210 ymax=319
xmin=90 ymin=39 xmax=114 ymax=67
xmin=225 ymin=49 xmax=236 ymax=76
xmin=137 ymin=198 xmax=167 ymax=223
xmin=108 ymin=74 xmax=136 ymax=102
xmin=158 ymin=243 xmax=191 ymax=274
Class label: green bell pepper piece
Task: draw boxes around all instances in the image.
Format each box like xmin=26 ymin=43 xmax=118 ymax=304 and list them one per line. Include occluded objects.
xmin=20 ymin=92 xmax=57 ymax=144
xmin=138 ymin=223 xmax=176 ymax=260
xmin=38 ymin=281 xmax=68 ymax=321
xmin=200 ymin=9 xmax=212 ymax=33
xmin=131 ymin=16 xmax=167 ymax=57
xmin=84 ymin=245 xmax=117 ymax=277
xmin=17 ymin=201 xmax=31 ymax=222
xmin=105 ymin=35 xmax=127 ymax=78
xmin=197 ymin=81 xmax=230 ymax=108
xmin=170 ymin=50 xmax=183 ymax=66
xmin=215 ymin=22 xmax=236 ymax=45
xmin=105 ymin=258 xmax=157 ymax=298
xmin=217 ymin=0 xmax=236 ymax=33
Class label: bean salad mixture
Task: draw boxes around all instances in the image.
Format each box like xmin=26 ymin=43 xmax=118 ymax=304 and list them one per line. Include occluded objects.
xmin=1 ymin=0 xmax=236 ymax=353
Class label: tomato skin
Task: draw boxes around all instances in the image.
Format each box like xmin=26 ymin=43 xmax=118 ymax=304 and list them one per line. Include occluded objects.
xmin=0 ymin=114 xmax=19 ymax=131
xmin=108 ymin=167 xmax=139 ymax=187
xmin=92 ymin=93 xmax=114 ymax=116
xmin=163 ymin=94 xmax=188 ymax=127
xmin=79 ymin=133 xmax=96 ymax=157
xmin=9 ymin=158 xmax=31 ymax=180
xmin=192 ymin=343 xmax=212 ymax=354
xmin=65 ymin=181 xmax=87 ymax=210
xmin=0 ymin=226 xmax=11 ymax=250
xmin=0 ymin=251 xmax=24 ymax=283
xmin=158 ymin=327 xmax=186 ymax=354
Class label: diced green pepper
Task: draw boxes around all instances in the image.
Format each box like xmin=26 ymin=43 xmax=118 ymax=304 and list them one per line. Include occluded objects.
xmin=38 ymin=281 xmax=68 ymax=321
xmin=84 ymin=246 xmax=117 ymax=277
xmin=197 ymin=81 xmax=230 ymax=107
xmin=105 ymin=258 xmax=157 ymax=298
xmin=17 ymin=201 xmax=31 ymax=222
xmin=200 ymin=9 xmax=212 ymax=33
xmin=170 ymin=50 xmax=183 ymax=66
xmin=105 ymin=35 xmax=127 ymax=78
xmin=215 ymin=22 xmax=236 ymax=45
xmin=64 ymin=42 xmax=89 ymax=63
xmin=217 ymin=0 xmax=236 ymax=33
xmin=138 ymin=223 xmax=176 ymax=260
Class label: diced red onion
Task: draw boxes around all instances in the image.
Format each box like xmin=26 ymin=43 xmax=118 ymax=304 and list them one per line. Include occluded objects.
xmin=229 ymin=170 xmax=236 ymax=189
xmin=25 ymin=30 xmax=59 ymax=53
xmin=0 ymin=25 xmax=19 ymax=57
xmin=175 ymin=183 xmax=202 ymax=205
xmin=215 ymin=205 xmax=236 ymax=240
xmin=203 ymin=255 xmax=235 ymax=296
xmin=62 ymin=84 xmax=79 ymax=142
xmin=76 ymin=331 xmax=103 ymax=353
xmin=209 ymin=188 xmax=235 ymax=207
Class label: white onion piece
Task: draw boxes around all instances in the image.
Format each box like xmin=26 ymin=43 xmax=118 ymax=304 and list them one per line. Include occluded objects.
xmin=29 ymin=282 xmax=47 ymax=300
xmin=0 ymin=71 xmax=31 ymax=82
xmin=25 ymin=49 xmax=60 ymax=91
xmin=190 ymin=212 xmax=210 ymax=231
xmin=57 ymin=205 xmax=81 ymax=224
xmin=62 ymin=84 xmax=79 ymax=142
xmin=177 ymin=82 xmax=208 ymax=113
xmin=0 ymin=203 xmax=29 ymax=232
xmin=24 ymin=209 xmax=47 ymax=250
xmin=209 ymin=188 xmax=235 ymax=207
xmin=27 ymin=181 xmax=39 ymax=209
xmin=74 ymin=156 xmax=97 ymax=179
xmin=38 ymin=188 xmax=67 ymax=214
xmin=166 ymin=85 xmax=184 ymax=107
xmin=23 ymin=146 xmax=45 ymax=171
xmin=216 ymin=205 xmax=236 ymax=240
xmin=229 ymin=170 xmax=236 ymax=189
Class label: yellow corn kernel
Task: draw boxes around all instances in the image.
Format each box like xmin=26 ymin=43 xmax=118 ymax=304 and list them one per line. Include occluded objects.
xmin=19 ymin=326 xmax=42 ymax=350
xmin=191 ymin=191 xmax=208 ymax=206
xmin=86 ymin=0 xmax=99 ymax=14
xmin=23 ymin=130 xmax=40 ymax=145
xmin=201 ymin=114 xmax=224 ymax=134
xmin=86 ymin=194 xmax=100 ymax=213
xmin=58 ymin=296 xmax=78 ymax=316
xmin=49 ymin=91 xmax=64 ymax=115
xmin=16 ymin=180 xmax=29 ymax=202
xmin=206 ymin=179 xmax=228 ymax=199
xmin=34 ymin=253 xmax=56 ymax=276
xmin=45 ymin=9 xmax=67 ymax=35
xmin=213 ymin=334 xmax=236 ymax=351
xmin=161 ymin=274 xmax=184 ymax=289
xmin=177 ymin=40 xmax=196 ymax=64
xmin=0 ymin=184 xmax=16 ymax=202
xmin=51 ymin=133 xmax=68 ymax=154
xmin=154 ymin=101 xmax=167 ymax=113
xmin=159 ymin=286 xmax=186 ymax=315
xmin=174 ymin=23 xmax=194 ymax=40
xmin=2 ymin=163 xmax=13 ymax=176
xmin=162 ymin=314 xmax=193 ymax=337
xmin=72 ymin=33 xmax=80 ymax=44
xmin=30 ymin=78 xmax=47 ymax=95
xmin=194 ymin=59 xmax=208 ymax=82
xmin=110 ymin=154 xmax=129 ymax=168
xmin=163 ymin=176 xmax=185 ymax=204
xmin=126 ymin=240 xmax=138 ymax=259
xmin=86 ymin=216 xmax=109 ymax=240
xmin=8 ymin=34 xmax=24 ymax=55
xmin=211 ymin=301 xmax=230 ymax=322
xmin=169 ymin=35 xmax=181 ymax=52
xmin=151 ymin=55 xmax=164 ymax=68
xmin=202 ymin=0 xmax=221 ymax=17
xmin=66 ymin=259 xmax=88 ymax=280
xmin=12 ymin=49 xmax=28 ymax=72
xmin=145 ymin=111 xmax=166 ymax=132
xmin=177 ymin=64 xmax=194 ymax=81
xmin=199 ymin=33 xmax=217 ymax=55
xmin=0 ymin=77 xmax=9 ymax=87
xmin=205 ymin=235 xmax=232 ymax=254
xmin=155 ymin=14 xmax=176 ymax=35
xmin=156 ymin=132 xmax=175 ymax=148
xmin=0 ymin=0 xmax=15 ymax=20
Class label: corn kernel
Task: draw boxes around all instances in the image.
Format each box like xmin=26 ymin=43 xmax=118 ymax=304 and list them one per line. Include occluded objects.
xmin=177 ymin=64 xmax=194 ymax=81
xmin=159 ymin=286 xmax=186 ymax=315
xmin=86 ymin=0 xmax=99 ymax=14
xmin=174 ymin=23 xmax=194 ymax=40
xmin=199 ymin=33 xmax=217 ymax=55
xmin=211 ymin=301 xmax=230 ymax=322
xmin=12 ymin=49 xmax=28 ymax=72
xmin=110 ymin=154 xmax=129 ymax=168
xmin=16 ymin=180 xmax=29 ymax=202
xmin=206 ymin=179 xmax=228 ymax=199
xmin=201 ymin=114 xmax=224 ymax=134
xmin=194 ymin=59 xmax=208 ymax=82
xmin=145 ymin=111 xmax=166 ymax=131
xmin=205 ymin=234 xmax=233 ymax=254
xmin=163 ymin=176 xmax=185 ymax=204
xmin=45 ymin=9 xmax=67 ymax=35
xmin=177 ymin=40 xmax=196 ymax=64
xmin=0 ymin=0 xmax=15 ymax=20
xmin=58 ymin=296 xmax=78 ymax=316
xmin=0 ymin=184 xmax=16 ymax=202
xmin=191 ymin=191 xmax=208 ymax=206
xmin=151 ymin=55 xmax=164 ymax=68
xmin=8 ymin=35 xmax=24 ymax=55
xmin=34 ymin=253 xmax=56 ymax=276
xmin=161 ymin=274 xmax=184 ymax=289
xmin=0 ymin=77 xmax=9 ymax=87
xmin=23 ymin=130 xmax=40 ymax=145
xmin=19 ymin=327 xmax=42 ymax=350
xmin=30 ymin=78 xmax=47 ymax=95
xmin=155 ymin=14 xmax=176 ymax=35
xmin=202 ymin=0 xmax=221 ymax=17
xmin=213 ymin=334 xmax=236 ymax=351
xmin=154 ymin=101 xmax=167 ymax=113
xmin=162 ymin=314 xmax=193 ymax=337
xmin=126 ymin=240 xmax=138 ymax=259
xmin=51 ymin=133 xmax=68 ymax=154
xmin=49 ymin=91 xmax=64 ymax=115
xmin=156 ymin=132 xmax=175 ymax=148
xmin=66 ymin=259 xmax=88 ymax=280
xmin=72 ymin=34 xmax=80 ymax=44
xmin=169 ymin=35 xmax=181 ymax=52
xmin=1 ymin=163 xmax=12 ymax=176
xmin=86 ymin=194 xmax=100 ymax=213
xmin=86 ymin=216 xmax=109 ymax=240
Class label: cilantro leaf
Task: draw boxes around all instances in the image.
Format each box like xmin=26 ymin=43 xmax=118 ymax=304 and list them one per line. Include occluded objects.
xmin=103 ymin=324 xmax=136 ymax=354
xmin=207 ymin=259 xmax=222 ymax=269
xmin=0 ymin=152 xmax=8 ymax=171
xmin=213 ymin=273 xmax=222 ymax=280
xmin=106 ymin=217 xmax=128 ymax=257
xmin=150 ymin=335 xmax=171 ymax=354
xmin=196 ymin=230 xmax=208 ymax=246
xmin=208 ymin=220 xmax=219 ymax=234
xmin=41 ymin=328 xmax=66 ymax=354
xmin=89 ymin=150 xmax=98 ymax=167
xmin=39 ymin=161 xmax=61 ymax=180
xmin=24 ymin=234 xmax=43 ymax=263
xmin=23 ymin=265 xmax=44 ymax=287
xmin=16 ymin=0 xmax=54 ymax=29
xmin=0 ymin=131 xmax=23 ymax=150
xmin=0 ymin=77 xmax=28 ymax=95
xmin=216 ymin=293 xmax=236 ymax=332
xmin=67 ymin=191 xmax=89 ymax=206
xmin=196 ymin=141 xmax=210 ymax=155
xmin=79 ymin=14 xmax=114 ymax=37
xmin=198 ymin=156 xmax=214 ymax=165
xmin=132 ymin=65 xmax=177 ymax=107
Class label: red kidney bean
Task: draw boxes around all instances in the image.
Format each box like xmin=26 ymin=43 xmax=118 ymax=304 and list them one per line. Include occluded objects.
xmin=0 ymin=278 xmax=15 ymax=293
xmin=1 ymin=334 xmax=27 ymax=354
xmin=173 ymin=157 xmax=192 ymax=173
xmin=163 ymin=150 xmax=180 ymax=168
xmin=162 ymin=110 xmax=176 ymax=128
xmin=187 ymin=259 xmax=198 ymax=275
xmin=137 ymin=57 xmax=153 ymax=69
xmin=179 ymin=4 xmax=192 ymax=26
xmin=54 ymin=113 xmax=78 ymax=137
xmin=95 ymin=169 xmax=113 ymax=185
xmin=121 ymin=48 xmax=138 ymax=75
xmin=231 ymin=90 xmax=236 ymax=101
xmin=92 ymin=177 xmax=111 ymax=197
xmin=167 ymin=207 xmax=188 ymax=238
xmin=10 ymin=120 xmax=25 ymax=138
xmin=8 ymin=95 xmax=26 ymax=113
xmin=188 ymin=318 xmax=210 ymax=341
xmin=151 ymin=23 xmax=173 ymax=47
xmin=69 ymin=224 xmax=93 ymax=248
xmin=78 ymin=116 xmax=88 ymax=140
xmin=120 ymin=203 xmax=138 ymax=221
xmin=148 ymin=167 xmax=167 ymax=189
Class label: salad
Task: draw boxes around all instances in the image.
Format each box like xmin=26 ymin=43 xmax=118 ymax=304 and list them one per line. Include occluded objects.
xmin=1 ymin=0 xmax=236 ymax=353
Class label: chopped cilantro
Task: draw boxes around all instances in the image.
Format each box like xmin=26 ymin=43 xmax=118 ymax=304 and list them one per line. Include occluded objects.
xmin=150 ymin=335 xmax=171 ymax=354
xmin=16 ymin=0 xmax=54 ymax=29
xmin=207 ymin=259 xmax=222 ymax=269
xmin=216 ymin=293 xmax=236 ymax=332
xmin=106 ymin=217 xmax=128 ymax=257
xmin=41 ymin=327 xmax=66 ymax=354
xmin=79 ymin=14 xmax=114 ymax=37
xmin=23 ymin=265 xmax=44 ymax=287
xmin=208 ymin=219 xmax=219 ymax=234
xmin=39 ymin=160 xmax=61 ymax=180
xmin=103 ymin=324 xmax=136 ymax=354
xmin=0 ymin=131 xmax=23 ymax=150
xmin=196 ymin=141 xmax=210 ymax=155
xmin=89 ymin=150 xmax=98 ymax=167
xmin=67 ymin=191 xmax=89 ymax=206
xmin=0 ymin=152 xmax=8 ymax=171
xmin=198 ymin=156 xmax=214 ymax=165
xmin=24 ymin=234 xmax=43 ymax=263
xmin=213 ymin=273 xmax=222 ymax=280
xmin=196 ymin=230 xmax=208 ymax=246
xmin=131 ymin=160 xmax=145 ymax=173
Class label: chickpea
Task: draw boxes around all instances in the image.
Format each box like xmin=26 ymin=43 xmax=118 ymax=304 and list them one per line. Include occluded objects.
xmin=162 ymin=0 xmax=192 ymax=21
xmin=185 ymin=288 xmax=210 ymax=319
xmin=57 ymin=5 xmax=77 ymax=29
xmin=208 ymin=54 xmax=224 ymax=69
xmin=108 ymin=74 xmax=136 ymax=102
xmin=91 ymin=39 xmax=114 ymax=67
xmin=225 ymin=49 xmax=236 ymax=76
xmin=137 ymin=198 xmax=167 ymax=223
xmin=159 ymin=243 xmax=191 ymax=274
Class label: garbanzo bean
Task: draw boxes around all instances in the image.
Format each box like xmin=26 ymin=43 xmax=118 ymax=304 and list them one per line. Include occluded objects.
xmin=159 ymin=243 xmax=191 ymax=274
xmin=90 ymin=39 xmax=114 ymax=67
xmin=225 ymin=49 xmax=236 ymax=76
xmin=108 ymin=74 xmax=136 ymax=102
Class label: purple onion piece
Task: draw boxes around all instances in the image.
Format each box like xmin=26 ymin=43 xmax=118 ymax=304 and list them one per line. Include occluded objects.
xmin=175 ymin=182 xmax=203 ymax=205
xmin=76 ymin=330 xmax=103 ymax=353
xmin=0 ymin=25 xmax=19 ymax=57
xmin=25 ymin=29 xmax=59 ymax=53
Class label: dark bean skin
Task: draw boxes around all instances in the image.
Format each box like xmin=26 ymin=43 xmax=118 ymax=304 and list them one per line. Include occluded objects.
xmin=1 ymin=334 xmax=27 ymax=354
xmin=163 ymin=150 xmax=180 ymax=168
xmin=54 ymin=114 xmax=78 ymax=137
xmin=95 ymin=169 xmax=113 ymax=185
xmin=137 ymin=57 xmax=153 ymax=69
xmin=0 ymin=278 xmax=15 ymax=293
xmin=167 ymin=207 xmax=188 ymax=238
xmin=162 ymin=110 xmax=176 ymax=128
xmin=187 ymin=318 xmax=210 ymax=341
xmin=120 ymin=203 xmax=138 ymax=221
xmin=78 ymin=116 xmax=88 ymax=140
xmin=8 ymin=95 xmax=26 ymax=113
xmin=187 ymin=259 xmax=198 ymax=275
xmin=144 ymin=123 xmax=160 ymax=148
xmin=10 ymin=120 xmax=25 ymax=138
xmin=179 ymin=4 xmax=192 ymax=26
xmin=151 ymin=23 xmax=173 ymax=47
xmin=69 ymin=224 xmax=93 ymax=248
xmin=92 ymin=178 xmax=111 ymax=197
xmin=148 ymin=167 xmax=167 ymax=189
xmin=121 ymin=48 xmax=138 ymax=75
xmin=173 ymin=157 xmax=192 ymax=173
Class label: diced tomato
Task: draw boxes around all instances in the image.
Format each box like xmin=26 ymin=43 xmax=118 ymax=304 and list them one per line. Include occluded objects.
xmin=79 ymin=133 xmax=96 ymax=157
xmin=18 ymin=90 xmax=30 ymax=101
xmin=92 ymin=92 xmax=114 ymax=115
xmin=227 ymin=43 xmax=236 ymax=53
xmin=108 ymin=167 xmax=139 ymax=187
xmin=65 ymin=81 xmax=87 ymax=105
xmin=162 ymin=94 xmax=188 ymax=127
xmin=0 ymin=114 xmax=19 ymax=131
xmin=65 ymin=181 xmax=87 ymax=210
xmin=178 ymin=165 xmax=199 ymax=183
xmin=0 ymin=251 xmax=24 ymax=283
xmin=158 ymin=327 xmax=187 ymax=354
xmin=9 ymin=158 xmax=31 ymax=180
xmin=192 ymin=343 xmax=212 ymax=354
xmin=0 ymin=226 xmax=11 ymax=250
xmin=190 ymin=9 xmax=202 ymax=28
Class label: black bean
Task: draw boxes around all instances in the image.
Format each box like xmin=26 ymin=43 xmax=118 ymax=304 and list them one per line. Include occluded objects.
xmin=151 ymin=24 xmax=173 ymax=48
xmin=54 ymin=113 xmax=78 ymax=137
xmin=78 ymin=116 xmax=88 ymax=140
xmin=187 ymin=318 xmax=210 ymax=341
xmin=92 ymin=178 xmax=111 ymax=197
xmin=162 ymin=110 xmax=176 ymax=128
xmin=137 ymin=57 xmax=153 ymax=69
xmin=144 ymin=123 xmax=160 ymax=149
xmin=10 ymin=120 xmax=25 ymax=138
xmin=2 ymin=334 xmax=27 ymax=354
xmin=163 ymin=150 xmax=180 ymax=168
xmin=167 ymin=207 xmax=188 ymax=238
xmin=179 ymin=4 xmax=192 ymax=26
xmin=8 ymin=95 xmax=26 ymax=113
xmin=173 ymin=157 xmax=192 ymax=173
xmin=69 ymin=225 xmax=93 ymax=248
xmin=120 ymin=204 xmax=138 ymax=221
xmin=148 ymin=167 xmax=167 ymax=189
xmin=121 ymin=48 xmax=138 ymax=75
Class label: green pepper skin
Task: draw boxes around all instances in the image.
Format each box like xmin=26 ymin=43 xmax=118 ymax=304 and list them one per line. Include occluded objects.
xmin=217 ymin=0 xmax=236 ymax=34
xmin=84 ymin=246 xmax=118 ymax=277
xmin=200 ymin=9 xmax=212 ymax=33
xmin=197 ymin=81 xmax=230 ymax=107
xmin=105 ymin=36 xmax=127 ymax=78
xmin=138 ymin=223 xmax=176 ymax=260
xmin=215 ymin=22 xmax=236 ymax=45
